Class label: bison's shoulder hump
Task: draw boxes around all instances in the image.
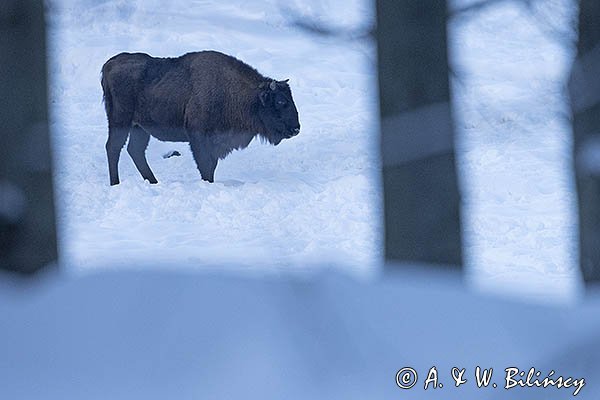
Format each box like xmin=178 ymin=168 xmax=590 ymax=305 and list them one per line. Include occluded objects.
xmin=183 ymin=51 xmax=267 ymax=81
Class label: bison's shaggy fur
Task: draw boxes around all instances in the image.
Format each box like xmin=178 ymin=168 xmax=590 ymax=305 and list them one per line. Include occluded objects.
xmin=101 ymin=51 xmax=300 ymax=185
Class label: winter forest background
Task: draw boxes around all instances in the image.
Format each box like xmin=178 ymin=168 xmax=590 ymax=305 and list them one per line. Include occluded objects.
xmin=47 ymin=0 xmax=580 ymax=303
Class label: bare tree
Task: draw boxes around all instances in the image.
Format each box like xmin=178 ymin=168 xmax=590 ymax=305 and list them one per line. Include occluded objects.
xmin=282 ymin=0 xmax=462 ymax=267
xmin=0 ymin=0 xmax=57 ymax=273
xmin=570 ymin=0 xmax=600 ymax=282
xmin=377 ymin=0 xmax=462 ymax=267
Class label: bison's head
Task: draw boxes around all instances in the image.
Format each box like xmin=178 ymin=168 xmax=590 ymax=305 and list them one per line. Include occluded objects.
xmin=258 ymin=79 xmax=300 ymax=145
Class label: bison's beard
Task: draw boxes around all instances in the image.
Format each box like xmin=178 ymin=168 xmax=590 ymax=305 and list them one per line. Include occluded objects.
xmin=260 ymin=126 xmax=290 ymax=146
xmin=258 ymin=133 xmax=283 ymax=146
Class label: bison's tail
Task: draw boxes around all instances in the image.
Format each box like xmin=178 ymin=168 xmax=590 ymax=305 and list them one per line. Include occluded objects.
xmin=100 ymin=63 xmax=113 ymax=119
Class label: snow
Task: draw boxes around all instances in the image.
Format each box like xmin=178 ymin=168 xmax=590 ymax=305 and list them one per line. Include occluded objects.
xmin=47 ymin=0 xmax=380 ymax=275
xmin=47 ymin=0 xmax=582 ymax=303
xmin=3 ymin=3 xmax=599 ymax=397
xmin=449 ymin=0 xmax=581 ymax=302
xmin=2 ymin=268 xmax=600 ymax=399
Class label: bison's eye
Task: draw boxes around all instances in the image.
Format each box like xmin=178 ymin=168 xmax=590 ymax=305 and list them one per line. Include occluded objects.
xmin=276 ymin=99 xmax=287 ymax=108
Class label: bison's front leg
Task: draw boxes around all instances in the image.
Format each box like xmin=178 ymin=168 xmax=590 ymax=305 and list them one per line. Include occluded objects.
xmin=189 ymin=134 xmax=218 ymax=183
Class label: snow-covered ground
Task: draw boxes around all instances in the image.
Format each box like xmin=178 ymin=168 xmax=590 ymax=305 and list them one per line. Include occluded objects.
xmin=449 ymin=0 xmax=581 ymax=302
xmin=47 ymin=0 xmax=380 ymax=275
xmin=47 ymin=0 xmax=581 ymax=303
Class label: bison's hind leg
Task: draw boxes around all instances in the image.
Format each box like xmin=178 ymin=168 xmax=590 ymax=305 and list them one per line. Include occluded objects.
xmin=106 ymin=123 xmax=130 ymax=186
xmin=198 ymin=155 xmax=217 ymax=183
xmin=189 ymin=134 xmax=218 ymax=183
xmin=127 ymin=126 xmax=158 ymax=184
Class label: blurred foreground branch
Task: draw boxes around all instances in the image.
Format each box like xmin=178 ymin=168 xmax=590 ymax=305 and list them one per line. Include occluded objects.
xmin=278 ymin=2 xmax=373 ymax=41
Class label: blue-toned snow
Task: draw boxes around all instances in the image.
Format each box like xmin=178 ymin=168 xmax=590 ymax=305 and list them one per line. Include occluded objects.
xmin=47 ymin=0 xmax=581 ymax=303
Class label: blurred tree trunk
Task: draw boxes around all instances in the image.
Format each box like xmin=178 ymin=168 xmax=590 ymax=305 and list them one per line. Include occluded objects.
xmin=570 ymin=1 xmax=600 ymax=282
xmin=0 ymin=0 xmax=57 ymax=273
xmin=376 ymin=0 xmax=462 ymax=267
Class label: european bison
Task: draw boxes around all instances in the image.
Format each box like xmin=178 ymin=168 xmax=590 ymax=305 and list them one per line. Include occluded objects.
xmin=101 ymin=51 xmax=300 ymax=185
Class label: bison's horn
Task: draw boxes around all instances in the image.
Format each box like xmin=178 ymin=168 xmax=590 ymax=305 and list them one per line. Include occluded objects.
xmin=280 ymin=79 xmax=289 ymax=84
xmin=269 ymin=80 xmax=277 ymax=91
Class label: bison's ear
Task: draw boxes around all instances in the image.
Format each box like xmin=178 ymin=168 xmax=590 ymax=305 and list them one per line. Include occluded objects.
xmin=259 ymin=90 xmax=270 ymax=106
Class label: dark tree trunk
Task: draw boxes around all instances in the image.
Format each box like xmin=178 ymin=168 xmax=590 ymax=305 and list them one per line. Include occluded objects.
xmin=376 ymin=0 xmax=462 ymax=267
xmin=570 ymin=1 xmax=600 ymax=282
xmin=0 ymin=1 xmax=58 ymax=273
